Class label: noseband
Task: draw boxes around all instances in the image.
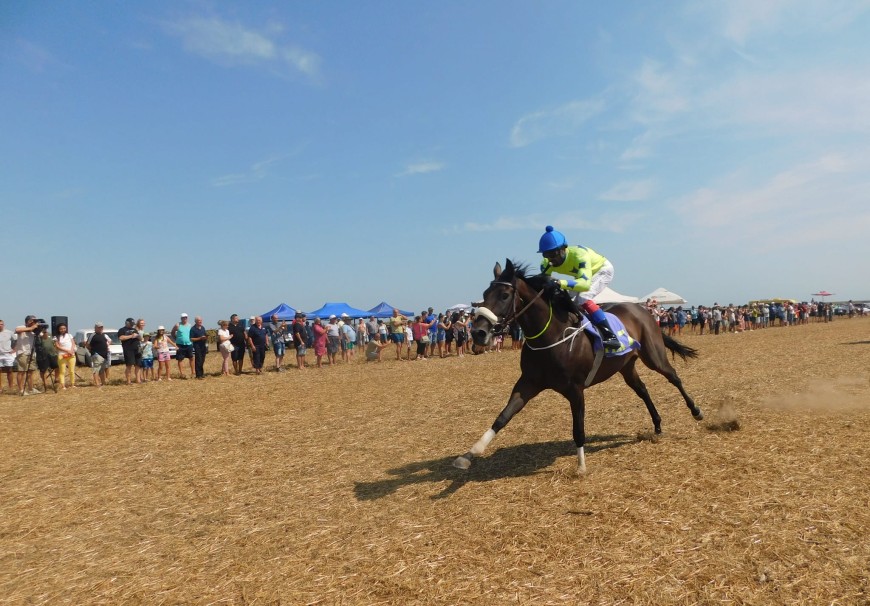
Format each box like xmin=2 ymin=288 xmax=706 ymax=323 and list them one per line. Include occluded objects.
xmin=475 ymin=279 xmax=546 ymax=337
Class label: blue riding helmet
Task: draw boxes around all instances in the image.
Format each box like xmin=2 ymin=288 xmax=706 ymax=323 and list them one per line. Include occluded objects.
xmin=537 ymin=225 xmax=568 ymax=253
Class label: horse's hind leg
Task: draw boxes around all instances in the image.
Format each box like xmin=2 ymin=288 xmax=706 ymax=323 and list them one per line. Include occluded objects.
xmin=639 ymin=348 xmax=703 ymax=421
xmin=620 ymin=358 xmax=662 ymax=434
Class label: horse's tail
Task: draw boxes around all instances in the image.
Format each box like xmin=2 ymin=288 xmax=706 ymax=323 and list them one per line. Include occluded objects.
xmin=661 ymin=332 xmax=698 ymax=362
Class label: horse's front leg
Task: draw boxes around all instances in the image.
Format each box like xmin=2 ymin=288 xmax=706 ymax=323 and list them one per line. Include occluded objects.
xmin=453 ymin=377 xmax=541 ymax=470
xmin=566 ymin=385 xmax=588 ymax=474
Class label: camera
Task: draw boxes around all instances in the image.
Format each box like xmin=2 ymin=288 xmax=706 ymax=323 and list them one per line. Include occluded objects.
xmin=33 ymin=318 xmax=49 ymax=333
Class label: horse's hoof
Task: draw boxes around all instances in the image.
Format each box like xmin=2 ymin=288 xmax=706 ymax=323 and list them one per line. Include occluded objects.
xmin=654 ymin=426 xmax=662 ymax=435
xmin=453 ymin=456 xmax=471 ymax=470
xmin=692 ymin=408 xmax=704 ymax=421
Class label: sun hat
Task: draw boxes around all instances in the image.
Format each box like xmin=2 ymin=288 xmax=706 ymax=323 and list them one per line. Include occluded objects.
xmin=95 ymin=321 xmax=104 ymax=327
xmin=329 ymin=314 xmax=337 ymax=319
xmin=157 ymin=325 xmax=165 ymax=331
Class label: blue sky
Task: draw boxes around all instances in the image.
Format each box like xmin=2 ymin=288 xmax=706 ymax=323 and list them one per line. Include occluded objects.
xmin=3 ymin=1 xmax=869 ymax=329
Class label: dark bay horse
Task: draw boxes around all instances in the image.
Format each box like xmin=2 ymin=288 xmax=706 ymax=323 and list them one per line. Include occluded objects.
xmin=453 ymin=259 xmax=703 ymax=474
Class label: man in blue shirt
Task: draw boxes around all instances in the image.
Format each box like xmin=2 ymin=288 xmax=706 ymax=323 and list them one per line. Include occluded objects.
xmin=172 ymin=313 xmax=194 ymax=379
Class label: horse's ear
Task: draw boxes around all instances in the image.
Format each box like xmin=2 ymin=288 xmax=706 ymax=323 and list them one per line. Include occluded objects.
xmin=505 ymin=258 xmax=514 ymax=273
xmin=493 ymin=262 xmax=502 ymax=278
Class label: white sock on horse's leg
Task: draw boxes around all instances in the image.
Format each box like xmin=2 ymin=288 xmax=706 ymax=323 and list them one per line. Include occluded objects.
xmin=471 ymin=429 xmax=496 ymax=455
xmin=577 ymin=447 xmax=587 ymax=474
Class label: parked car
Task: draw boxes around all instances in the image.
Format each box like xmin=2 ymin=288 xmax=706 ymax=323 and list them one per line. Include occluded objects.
xmin=74 ymin=328 xmax=124 ymax=366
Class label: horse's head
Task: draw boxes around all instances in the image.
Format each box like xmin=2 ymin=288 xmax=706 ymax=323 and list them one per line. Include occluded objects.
xmin=470 ymin=259 xmax=521 ymax=346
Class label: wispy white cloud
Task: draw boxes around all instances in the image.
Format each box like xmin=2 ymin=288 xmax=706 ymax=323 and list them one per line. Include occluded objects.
xmin=397 ymin=161 xmax=445 ymax=177
xmin=455 ymin=210 xmax=641 ymax=234
xmin=709 ymin=0 xmax=870 ymax=45
xmin=165 ymin=17 xmax=321 ymax=78
xmin=212 ymin=156 xmax=282 ymax=187
xmin=10 ymin=38 xmax=63 ymax=72
xmin=675 ymin=152 xmax=870 ymax=249
xmin=599 ymin=179 xmax=655 ymax=201
xmin=510 ymin=99 xmax=605 ymax=148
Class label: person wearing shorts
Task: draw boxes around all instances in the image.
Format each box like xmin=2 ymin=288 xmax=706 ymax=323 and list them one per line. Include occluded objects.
xmin=139 ymin=334 xmax=155 ymax=381
xmin=0 ymin=320 xmax=16 ymax=394
xmin=172 ymin=313 xmax=194 ymax=379
xmin=88 ymin=322 xmax=111 ymax=387
xmin=228 ymin=314 xmax=247 ymax=375
xmin=388 ymin=308 xmax=407 ymax=360
xmin=153 ymin=326 xmax=174 ymax=381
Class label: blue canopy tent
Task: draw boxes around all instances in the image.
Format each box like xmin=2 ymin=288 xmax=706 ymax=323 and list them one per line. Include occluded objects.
xmin=367 ymin=301 xmax=415 ymax=318
xmin=259 ymin=303 xmax=298 ymax=321
xmin=305 ymin=302 xmax=371 ymax=319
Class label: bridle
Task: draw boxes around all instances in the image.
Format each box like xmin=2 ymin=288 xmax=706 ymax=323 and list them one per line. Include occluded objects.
xmin=475 ymin=278 xmax=548 ymax=339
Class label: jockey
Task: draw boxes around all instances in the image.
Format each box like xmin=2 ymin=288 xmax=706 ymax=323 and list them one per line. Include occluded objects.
xmin=538 ymin=225 xmax=621 ymax=349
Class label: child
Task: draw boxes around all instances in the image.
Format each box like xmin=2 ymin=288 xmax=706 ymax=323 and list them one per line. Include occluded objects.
xmin=153 ymin=326 xmax=175 ymax=381
xmin=139 ymin=333 xmax=155 ymax=381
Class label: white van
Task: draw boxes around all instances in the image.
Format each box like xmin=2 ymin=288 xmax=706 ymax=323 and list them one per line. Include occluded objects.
xmin=74 ymin=329 xmax=124 ymax=366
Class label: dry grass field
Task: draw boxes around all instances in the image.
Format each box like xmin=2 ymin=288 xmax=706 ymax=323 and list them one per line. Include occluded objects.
xmin=2 ymin=318 xmax=869 ymax=605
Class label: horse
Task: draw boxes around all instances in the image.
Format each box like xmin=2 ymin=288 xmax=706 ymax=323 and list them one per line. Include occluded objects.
xmin=453 ymin=259 xmax=704 ymax=474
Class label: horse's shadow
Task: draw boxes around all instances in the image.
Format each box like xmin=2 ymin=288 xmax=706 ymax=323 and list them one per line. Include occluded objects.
xmin=354 ymin=434 xmax=633 ymax=501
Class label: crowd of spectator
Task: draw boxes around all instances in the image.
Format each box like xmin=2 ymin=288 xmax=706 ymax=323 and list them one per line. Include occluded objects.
xmin=642 ymin=299 xmax=862 ymax=336
xmin=0 ymin=306 xmax=488 ymax=396
xmin=2 ymin=299 xmax=863 ymax=396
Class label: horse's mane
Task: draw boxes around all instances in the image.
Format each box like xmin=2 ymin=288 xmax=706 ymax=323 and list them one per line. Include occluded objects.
xmin=504 ymin=259 xmax=577 ymax=316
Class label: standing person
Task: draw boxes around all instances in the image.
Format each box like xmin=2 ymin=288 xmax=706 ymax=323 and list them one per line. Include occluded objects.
xmin=340 ymin=315 xmax=356 ymax=362
xmin=312 ymin=317 xmax=327 ymax=368
xmin=14 ymin=315 xmax=41 ymax=395
xmin=153 ymin=326 xmax=175 ymax=381
xmin=87 ymin=322 xmax=111 ymax=388
xmin=377 ymin=320 xmax=387 ymax=344
xmin=216 ymin=320 xmax=233 ymax=376
xmin=404 ymin=322 xmax=413 ymax=361
xmin=425 ymin=307 xmax=437 ymax=358
xmin=228 ymin=314 xmax=247 ymax=375
xmin=443 ymin=313 xmax=454 ymax=356
xmin=356 ymin=318 xmax=367 ymax=348
xmin=436 ymin=313 xmax=447 ymax=358
xmin=171 ymin=313 xmax=194 ymax=379
xmin=365 ymin=316 xmax=378 ymax=345
xmin=246 ymin=316 xmax=268 ymax=375
xmin=190 ymin=316 xmax=208 ymax=379
xmin=139 ymin=333 xmax=155 ymax=381
xmin=134 ymin=318 xmax=147 ymax=382
xmin=0 ymin=320 xmax=17 ymax=394
xmin=454 ymin=313 xmax=468 ymax=357
xmin=326 ymin=315 xmax=341 ymax=365
xmin=388 ymin=308 xmax=407 ymax=361
xmin=53 ymin=323 xmax=77 ymax=390
xmin=412 ymin=315 xmax=428 ymax=361
xmin=118 ymin=317 xmax=141 ymax=385
xmin=537 ymin=225 xmax=621 ymax=349
xmin=268 ymin=314 xmax=287 ymax=372
xmin=292 ymin=312 xmax=308 ymax=370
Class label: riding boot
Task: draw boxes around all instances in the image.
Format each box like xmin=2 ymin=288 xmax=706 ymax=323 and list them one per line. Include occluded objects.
xmin=591 ymin=313 xmax=621 ymax=349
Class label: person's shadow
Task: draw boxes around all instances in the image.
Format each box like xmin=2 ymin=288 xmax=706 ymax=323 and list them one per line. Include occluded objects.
xmin=354 ymin=434 xmax=633 ymax=501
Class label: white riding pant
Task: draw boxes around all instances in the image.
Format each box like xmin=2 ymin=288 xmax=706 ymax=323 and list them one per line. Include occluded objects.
xmin=572 ymin=261 xmax=614 ymax=305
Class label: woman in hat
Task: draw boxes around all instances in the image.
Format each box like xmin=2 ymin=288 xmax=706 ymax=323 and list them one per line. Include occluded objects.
xmin=153 ymin=326 xmax=176 ymax=381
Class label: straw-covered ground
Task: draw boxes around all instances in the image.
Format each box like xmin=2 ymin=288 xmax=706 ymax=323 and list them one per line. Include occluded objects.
xmin=1 ymin=317 xmax=869 ymax=605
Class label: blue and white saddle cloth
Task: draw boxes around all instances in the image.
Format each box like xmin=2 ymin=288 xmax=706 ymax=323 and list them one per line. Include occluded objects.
xmin=581 ymin=312 xmax=641 ymax=357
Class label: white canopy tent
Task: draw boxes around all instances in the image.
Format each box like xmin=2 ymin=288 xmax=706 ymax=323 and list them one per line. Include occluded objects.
xmin=593 ymin=287 xmax=639 ymax=304
xmin=640 ymin=287 xmax=688 ymax=306
xmin=446 ymin=303 xmax=473 ymax=313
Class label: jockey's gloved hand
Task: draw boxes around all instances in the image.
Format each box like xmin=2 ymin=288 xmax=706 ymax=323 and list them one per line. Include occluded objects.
xmin=545 ymin=278 xmax=562 ymax=295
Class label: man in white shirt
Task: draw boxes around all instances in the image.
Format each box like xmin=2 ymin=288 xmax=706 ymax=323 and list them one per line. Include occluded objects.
xmin=0 ymin=319 xmax=16 ymax=394
xmin=14 ymin=315 xmax=42 ymax=396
